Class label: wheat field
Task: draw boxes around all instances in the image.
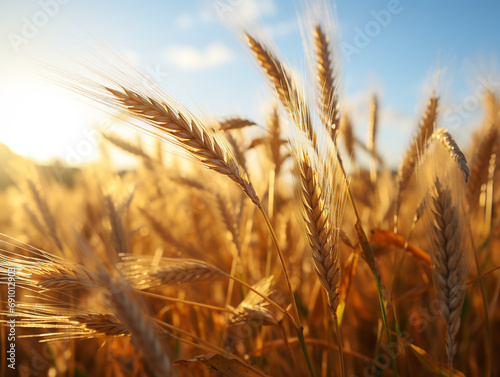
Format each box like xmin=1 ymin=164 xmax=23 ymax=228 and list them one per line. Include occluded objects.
xmin=1 ymin=2 xmax=499 ymax=377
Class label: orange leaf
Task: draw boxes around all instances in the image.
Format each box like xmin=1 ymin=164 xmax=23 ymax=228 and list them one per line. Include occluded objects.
xmin=408 ymin=343 xmax=466 ymax=377
xmin=370 ymin=228 xmax=431 ymax=267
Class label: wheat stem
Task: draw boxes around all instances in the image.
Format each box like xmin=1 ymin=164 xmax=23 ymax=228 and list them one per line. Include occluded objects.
xmin=333 ymin=313 xmax=345 ymax=377
xmin=137 ymin=290 xmax=233 ymax=313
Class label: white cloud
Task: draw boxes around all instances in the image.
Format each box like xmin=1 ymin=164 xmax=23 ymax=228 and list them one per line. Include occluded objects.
xmin=211 ymin=0 xmax=276 ymax=23
xmin=174 ymin=9 xmax=214 ymax=31
xmin=345 ymin=91 xmax=413 ymax=132
xmin=163 ymin=41 xmax=234 ymax=71
xmin=175 ymin=14 xmax=195 ymax=30
xmin=237 ymin=0 xmax=276 ymax=22
xmin=380 ymin=108 xmax=413 ymax=131
xmin=264 ymin=19 xmax=298 ymax=38
xmin=177 ymin=0 xmax=277 ymax=29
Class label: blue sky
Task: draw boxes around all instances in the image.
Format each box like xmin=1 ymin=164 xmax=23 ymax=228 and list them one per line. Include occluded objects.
xmin=0 ymin=0 xmax=499 ymax=166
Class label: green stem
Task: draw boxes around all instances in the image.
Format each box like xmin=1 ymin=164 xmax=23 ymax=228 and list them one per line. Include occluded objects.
xmin=333 ymin=313 xmax=345 ymax=377
xmin=297 ymin=326 xmax=318 ymax=377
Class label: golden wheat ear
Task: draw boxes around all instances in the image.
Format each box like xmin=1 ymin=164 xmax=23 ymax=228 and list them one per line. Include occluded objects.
xmin=292 ymin=144 xmax=347 ymax=316
xmin=217 ymin=117 xmax=257 ymax=132
xmin=395 ymin=95 xmax=439 ymax=231
xmin=313 ymin=23 xmax=340 ymax=141
xmin=430 ymin=128 xmax=469 ymax=182
xmin=103 ymin=87 xmax=260 ymax=206
xmin=245 ymin=33 xmax=317 ymax=151
xmin=467 ymin=124 xmax=497 ymax=207
xmin=418 ymin=141 xmax=471 ymax=376
xmin=103 ymin=276 xmax=173 ymax=377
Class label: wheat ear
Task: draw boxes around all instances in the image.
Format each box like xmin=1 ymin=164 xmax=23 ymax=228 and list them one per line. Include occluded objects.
xmin=314 ymin=23 xmax=340 ymax=140
xmin=366 ymin=94 xmax=378 ymax=155
xmin=24 ymin=177 xmax=64 ymax=253
xmin=296 ymin=150 xmax=346 ymax=315
xmin=395 ymin=95 xmax=438 ymax=231
xmin=398 ymin=95 xmax=438 ymax=191
xmin=431 ymin=129 xmax=469 ymax=182
xmin=226 ymin=133 xmax=248 ymax=174
xmin=120 ymin=256 xmax=226 ymax=289
xmin=0 ymin=253 xmax=101 ymax=292
xmin=467 ymin=125 xmax=497 ymax=206
xmin=218 ymin=118 xmax=256 ymax=131
xmin=105 ymin=87 xmax=259 ymax=206
xmin=104 ymin=276 xmax=173 ymax=377
xmin=267 ymin=104 xmax=285 ymax=174
xmin=245 ymin=33 xmax=317 ymax=150
xmin=426 ymin=179 xmax=469 ymax=376
xmin=102 ymin=132 xmax=152 ymax=162
xmin=367 ymin=94 xmax=378 ymax=182
xmin=340 ymin=112 xmax=355 ymax=162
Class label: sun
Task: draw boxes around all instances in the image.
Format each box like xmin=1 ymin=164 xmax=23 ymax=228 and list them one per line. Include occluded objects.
xmin=0 ymin=75 xmax=91 ymax=163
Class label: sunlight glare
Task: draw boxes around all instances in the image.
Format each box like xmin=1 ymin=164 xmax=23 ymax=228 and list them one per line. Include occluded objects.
xmin=0 ymin=77 xmax=91 ymax=163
